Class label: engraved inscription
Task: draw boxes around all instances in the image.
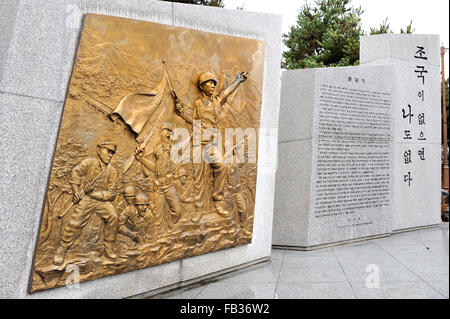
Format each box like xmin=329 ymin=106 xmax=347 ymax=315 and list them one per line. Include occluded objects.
xmin=313 ymin=84 xmax=391 ymax=227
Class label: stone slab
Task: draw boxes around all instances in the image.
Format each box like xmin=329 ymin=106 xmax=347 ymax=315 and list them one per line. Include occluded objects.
xmin=351 ymin=281 xmax=446 ymax=299
xmin=0 ymin=1 xmax=282 ymax=298
xmin=0 ymin=92 xmax=63 ymax=298
xmin=216 ymin=257 xmax=282 ymax=284
xmin=275 ymin=282 xmax=356 ymax=299
xmin=272 ymin=140 xmax=312 ymax=247
xmin=360 ymin=35 xmax=442 ymax=232
xmin=278 ymin=255 xmax=348 ymax=283
xmin=360 ymin=34 xmax=441 ymax=67
xmin=273 ymin=65 xmax=395 ymax=249
xmin=311 ymin=65 xmax=395 ymax=141
xmin=308 ymin=139 xmax=393 ymax=247
xmin=392 ymin=142 xmax=442 ymax=231
xmin=0 ymin=0 xmax=19 ymax=76
xmin=195 ymin=282 xmax=277 ymax=299
xmin=386 ymin=64 xmax=440 ymax=145
xmin=333 ymin=249 xmax=422 ymax=283
xmin=278 ymin=69 xmax=315 ymax=143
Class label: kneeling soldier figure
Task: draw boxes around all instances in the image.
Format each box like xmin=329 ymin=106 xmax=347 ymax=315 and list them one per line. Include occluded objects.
xmin=119 ymin=193 xmax=153 ymax=243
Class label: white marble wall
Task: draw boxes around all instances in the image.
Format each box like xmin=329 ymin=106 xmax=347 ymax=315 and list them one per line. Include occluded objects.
xmin=360 ymin=34 xmax=442 ymax=232
xmin=0 ymin=0 xmax=282 ymax=298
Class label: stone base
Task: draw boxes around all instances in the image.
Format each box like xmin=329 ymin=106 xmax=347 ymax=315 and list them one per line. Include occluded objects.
xmin=129 ymin=257 xmax=269 ymax=299
xmin=392 ymin=224 xmax=440 ymax=234
xmin=272 ymin=233 xmax=391 ymax=251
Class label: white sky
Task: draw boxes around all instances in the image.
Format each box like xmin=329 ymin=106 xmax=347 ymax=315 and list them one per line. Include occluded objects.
xmin=224 ymin=0 xmax=450 ymax=76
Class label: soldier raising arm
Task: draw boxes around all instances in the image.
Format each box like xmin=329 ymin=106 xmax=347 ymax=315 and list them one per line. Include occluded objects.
xmin=175 ymin=72 xmax=248 ymax=124
xmin=172 ymin=71 xmax=248 ymax=220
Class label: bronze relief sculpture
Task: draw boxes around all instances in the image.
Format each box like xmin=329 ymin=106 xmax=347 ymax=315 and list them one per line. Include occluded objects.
xmin=30 ymin=13 xmax=265 ymax=293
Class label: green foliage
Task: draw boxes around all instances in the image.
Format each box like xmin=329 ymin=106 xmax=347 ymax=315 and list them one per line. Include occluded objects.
xmin=283 ymin=0 xmax=416 ymax=69
xmin=158 ymin=0 xmax=224 ymax=7
xmin=370 ymin=18 xmax=415 ymax=35
xmin=369 ymin=18 xmax=393 ymax=35
xmin=400 ymin=20 xmax=414 ymax=34
xmin=283 ymin=0 xmax=364 ymax=69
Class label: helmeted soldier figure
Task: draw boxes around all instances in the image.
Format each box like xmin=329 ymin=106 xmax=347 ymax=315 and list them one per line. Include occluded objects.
xmin=117 ymin=185 xmax=137 ymax=213
xmin=174 ymin=167 xmax=195 ymax=204
xmin=177 ymin=167 xmax=189 ymax=185
xmin=119 ymin=193 xmax=153 ymax=243
xmin=173 ymin=167 xmax=195 ymax=220
xmin=53 ymin=141 xmax=119 ymax=266
xmin=227 ymin=164 xmax=248 ymax=231
xmin=134 ymin=122 xmax=182 ymax=236
xmin=175 ymin=71 xmax=248 ymax=220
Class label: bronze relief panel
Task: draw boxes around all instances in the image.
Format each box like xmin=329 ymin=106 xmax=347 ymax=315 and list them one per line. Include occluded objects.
xmin=30 ymin=13 xmax=265 ymax=293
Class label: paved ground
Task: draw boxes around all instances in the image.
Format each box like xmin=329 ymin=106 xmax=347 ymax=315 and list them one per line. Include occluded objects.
xmin=151 ymin=223 xmax=449 ymax=299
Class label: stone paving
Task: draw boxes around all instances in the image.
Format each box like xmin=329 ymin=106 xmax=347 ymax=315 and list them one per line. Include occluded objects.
xmin=150 ymin=223 xmax=449 ymax=299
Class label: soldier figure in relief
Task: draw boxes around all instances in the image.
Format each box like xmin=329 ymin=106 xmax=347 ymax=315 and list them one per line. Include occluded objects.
xmin=174 ymin=168 xmax=195 ymax=204
xmin=117 ymin=185 xmax=137 ymax=213
xmin=119 ymin=193 xmax=153 ymax=244
xmin=227 ymin=163 xmax=251 ymax=235
xmin=134 ymin=123 xmax=182 ymax=236
xmin=174 ymin=71 xmax=248 ymax=220
xmin=53 ymin=141 xmax=119 ymax=266
xmin=173 ymin=167 xmax=196 ymax=221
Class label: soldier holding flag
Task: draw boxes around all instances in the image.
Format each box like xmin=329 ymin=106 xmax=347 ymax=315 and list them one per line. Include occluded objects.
xmin=134 ymin=123 xmax=182 ymax=236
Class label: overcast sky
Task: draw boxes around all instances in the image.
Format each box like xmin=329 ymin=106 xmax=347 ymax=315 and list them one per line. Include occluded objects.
xmin=224 ymin=0 xmax=449 ymax=76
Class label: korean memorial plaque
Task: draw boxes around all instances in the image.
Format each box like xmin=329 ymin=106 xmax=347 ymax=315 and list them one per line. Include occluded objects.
xmin=273 ymin=65 xmax=394 ymax=248
xmin=30 ymin=13 xmax=265 ymax=293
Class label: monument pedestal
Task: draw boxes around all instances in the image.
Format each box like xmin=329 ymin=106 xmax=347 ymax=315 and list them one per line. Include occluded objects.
xmin=0 ymin=0 xmax=281 ymax=298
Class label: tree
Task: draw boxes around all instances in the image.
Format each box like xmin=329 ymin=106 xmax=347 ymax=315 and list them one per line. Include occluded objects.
xmin=369 ymin=18 xmax=392 ymax=35
xmin=158 ymin=0 xmax=224 ymax=7
xmin=283 ymin=0 xmax=364 ymax=69
xmin=400 ymin=21 xmax=414 ymax=34
xmin=283 ymin=0 xmax=415 ymax=69
xmin=370 ymin=18 xmax=415 ymax=35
